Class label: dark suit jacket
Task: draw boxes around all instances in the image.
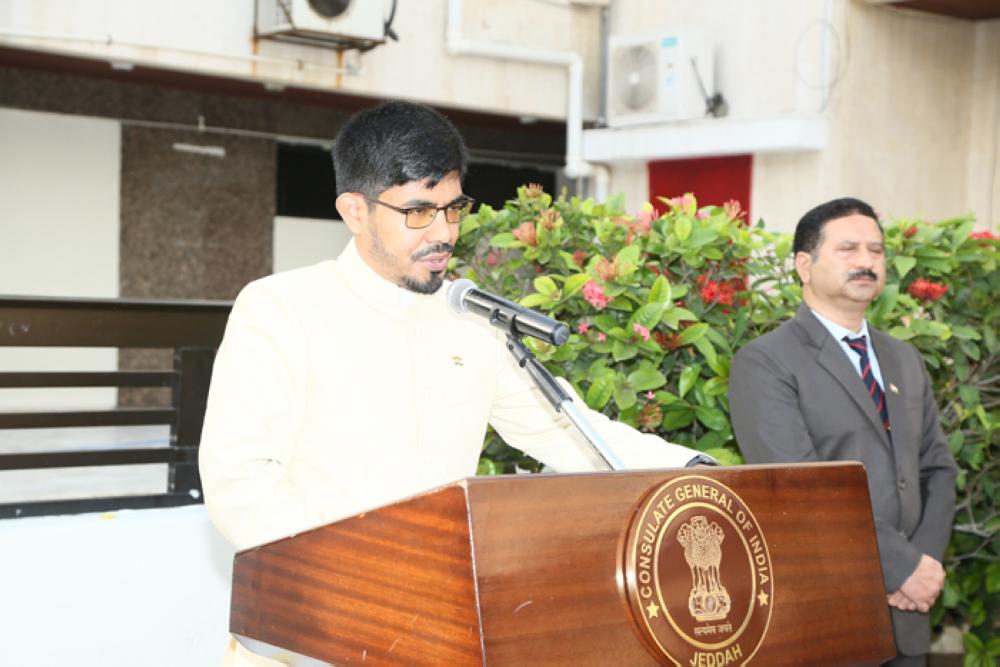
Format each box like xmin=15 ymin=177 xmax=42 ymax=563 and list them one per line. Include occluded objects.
xmin=729 ymin=304 xmax=957 ymax=656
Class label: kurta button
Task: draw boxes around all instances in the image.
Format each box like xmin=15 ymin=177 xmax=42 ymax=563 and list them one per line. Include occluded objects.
xmin=898 ymin=479 xmax=906 ymax=490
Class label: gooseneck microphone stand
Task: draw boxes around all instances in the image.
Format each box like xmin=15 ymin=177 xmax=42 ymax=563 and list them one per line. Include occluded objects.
xmin=505 ymin=333 xmax=624 ymax=471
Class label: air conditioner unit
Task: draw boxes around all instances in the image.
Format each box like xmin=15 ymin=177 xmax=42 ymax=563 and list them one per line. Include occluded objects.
xmin=257 ymin=0 xmax=385 ymax=49
xmin=606 ymin=33 xmax=714 ymax=127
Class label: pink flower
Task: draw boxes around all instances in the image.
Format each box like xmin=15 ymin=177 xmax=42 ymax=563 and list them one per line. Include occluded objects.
xmin=971 ymin=230 xmax=998 ymax=240
xmin=512 ymin=222 xmax=537 ymax=247
xmin=597 ymin=332 xmax=606 ymax=342
xmin=577 ymin=322 xmax=590 ymax=334
xmin=645 ymin=391 xmax=655 ymax=400
xmin=723 ymin=199 xmax=745 ymax=222
xmin=633 ymin=323 xmax=651 ymax=341
xmin=582 ymin=281 xmax=610 ymax=309
xmin=696 ymin=210 xmax=709 ymax=219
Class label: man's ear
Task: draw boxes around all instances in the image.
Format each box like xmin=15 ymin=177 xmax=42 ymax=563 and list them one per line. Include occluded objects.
xmin=794 ymin=251 xmax=812 ymax=285
xmin=336 ymin=193 xmax=368 ymax=235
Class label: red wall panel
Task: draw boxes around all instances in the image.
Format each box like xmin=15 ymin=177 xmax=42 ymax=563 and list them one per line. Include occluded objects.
xmin=647 ymin=154 xmax=753 ymax=218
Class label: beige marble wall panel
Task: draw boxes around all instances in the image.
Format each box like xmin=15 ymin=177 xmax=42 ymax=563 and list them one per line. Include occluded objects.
xmin=753 ymin=1 xmax=979 ymax=232
xmin=965 ymin=19 xmax=1000 ymax=231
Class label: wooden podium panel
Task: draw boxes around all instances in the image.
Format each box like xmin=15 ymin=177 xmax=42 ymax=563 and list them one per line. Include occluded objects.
xmin=230 ymin=463 xmax=895 ymax=666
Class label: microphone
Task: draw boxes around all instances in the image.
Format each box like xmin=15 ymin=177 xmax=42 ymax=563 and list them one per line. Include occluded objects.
xmin=446 ymin=279 xmax=570 ymax=346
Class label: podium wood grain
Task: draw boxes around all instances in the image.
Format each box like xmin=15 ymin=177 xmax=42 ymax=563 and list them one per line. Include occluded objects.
xmin=230 ymin=463 xmax=895 ymax=666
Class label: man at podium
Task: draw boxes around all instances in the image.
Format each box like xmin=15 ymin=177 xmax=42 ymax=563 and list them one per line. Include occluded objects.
xmin=199 ymin=100 xmax=706 ymax=666
xmin=728 ymin=198 xmax=957 ymax=666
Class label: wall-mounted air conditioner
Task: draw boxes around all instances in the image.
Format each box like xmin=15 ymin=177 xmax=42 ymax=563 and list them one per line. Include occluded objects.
xmin=606 ymin=33 xmax=714 ymax=127
xmin=257 ymin=0 xmax=385 ymax=49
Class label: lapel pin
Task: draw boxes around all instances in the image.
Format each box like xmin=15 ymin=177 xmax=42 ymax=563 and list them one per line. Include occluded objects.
xmin=451 ymin=356 xmax=464 ymax=367
xmin=889 ymin=383 xmax=899 ymax=394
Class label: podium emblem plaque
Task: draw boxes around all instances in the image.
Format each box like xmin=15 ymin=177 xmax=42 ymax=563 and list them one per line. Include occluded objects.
xmin=623 ymin=475 xmax=774 ymax=666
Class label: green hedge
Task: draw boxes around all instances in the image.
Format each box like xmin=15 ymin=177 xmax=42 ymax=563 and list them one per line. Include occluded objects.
xmin=452 ymin=186 xmax=999 ymax=659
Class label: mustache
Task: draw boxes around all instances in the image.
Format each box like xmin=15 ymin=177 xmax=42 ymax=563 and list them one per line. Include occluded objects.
xmin=412 ymin=243 xmax=454 ymax=260
xmin=848 ymin=269 xmax=879 ymax=281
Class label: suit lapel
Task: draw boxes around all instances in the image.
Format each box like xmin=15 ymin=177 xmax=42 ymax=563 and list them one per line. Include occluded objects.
xmin=792 ymin=305 xmax=893 ymax=452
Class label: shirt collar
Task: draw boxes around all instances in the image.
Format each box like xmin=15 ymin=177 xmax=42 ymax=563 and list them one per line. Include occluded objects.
xmin=810 ymin=308 xmax=869 ymax=342
xmin=335 ymin=238 xmax=439 ymax=317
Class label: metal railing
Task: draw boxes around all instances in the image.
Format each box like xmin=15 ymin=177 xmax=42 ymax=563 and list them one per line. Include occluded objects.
xmin=0 ymin=295 xmax=232 ymax=518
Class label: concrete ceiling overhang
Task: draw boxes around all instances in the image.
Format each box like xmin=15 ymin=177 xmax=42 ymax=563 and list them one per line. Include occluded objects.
xmin=868 ymin=0 xmax=1000 ymax=20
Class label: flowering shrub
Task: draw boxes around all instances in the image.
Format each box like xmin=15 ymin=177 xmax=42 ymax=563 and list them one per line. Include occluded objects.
xmin=870 ymin=217 xmax=999 ymax=657
xmin=453 ymin=186 xmax=998 ymax=654
xmin=453 ymin=185 xmax=797 ymax=469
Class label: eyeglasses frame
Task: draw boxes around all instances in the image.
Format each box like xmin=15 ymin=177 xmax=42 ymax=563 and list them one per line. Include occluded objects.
xmin=361 ymin=195 xmax=476 ymax=230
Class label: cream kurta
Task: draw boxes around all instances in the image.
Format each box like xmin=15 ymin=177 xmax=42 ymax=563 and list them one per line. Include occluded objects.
xmin=200 ymin=240 xmax=700 ymax=664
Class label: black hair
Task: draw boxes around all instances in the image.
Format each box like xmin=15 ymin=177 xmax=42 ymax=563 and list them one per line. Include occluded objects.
xmin=333 ymin=100 xmax=468 ymax=197
xmin=793 ymin=197 xmax=882 ymax=256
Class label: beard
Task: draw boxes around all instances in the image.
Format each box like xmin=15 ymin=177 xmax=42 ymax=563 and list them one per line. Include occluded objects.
xmin=369 ymin=225 xmax=452 ymax=294
xmin=401 ymin=271 xmax=446 ymax=294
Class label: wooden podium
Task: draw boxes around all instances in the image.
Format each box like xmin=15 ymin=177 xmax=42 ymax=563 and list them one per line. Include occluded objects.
xmin=230 ymin=463 xmax=895 ymax=666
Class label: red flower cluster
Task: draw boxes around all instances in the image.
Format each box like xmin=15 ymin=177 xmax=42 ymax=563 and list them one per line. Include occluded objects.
xmin=572 ymin=250 xmax=588 ymax=267
xmin=903 ymin=226 xmax=918 ymax=239
xmin=697 ymin=275 xmax=746 ymax=307
xmin=971 ymin=230 xmax=998 ymax=241
xmin=907 ymin=278 xmax=948 ymax=302
xmin=653 ymin=330 xmax=682 ymax=351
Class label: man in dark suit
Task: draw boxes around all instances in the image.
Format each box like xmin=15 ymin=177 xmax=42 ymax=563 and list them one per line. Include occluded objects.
xmin=729 ymin=198 xmax=957 ymax=666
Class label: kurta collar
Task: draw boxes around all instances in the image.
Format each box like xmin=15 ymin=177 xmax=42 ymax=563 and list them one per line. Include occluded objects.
xmin=335 ymin=238 xmax=441 ymax=318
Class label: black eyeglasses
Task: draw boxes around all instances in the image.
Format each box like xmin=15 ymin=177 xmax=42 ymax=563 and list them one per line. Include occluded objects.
xmin=363 ymin=195 xmax=475 ymax=230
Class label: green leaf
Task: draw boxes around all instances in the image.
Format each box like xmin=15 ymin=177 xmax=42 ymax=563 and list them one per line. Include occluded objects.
xmin=533 ymin=275 xmax=558 ymax=296
xmin=629 ymin=302 xmax=666 ymax=331
xmin=677 ymin=323 xmax=710 ymax=346
xmin=612 ymin=339 xmax=638 ymax=361
xmin=489 ymin=232 xmax=517 ymax=248
xmin=942 ymin=579 xmax=960 ymax=608
xmin=661 ymin=406 xmax=695 ymax=430
xmin=613 ymin=383 xmax=638 ymax=411
xmin=648 ymin=275 xmax=672 ymax=305
xmin=703 ymin=447 xmax=742 ymax=465
xmin=675 ymin=217 xmax=692 ymax=241
xmin=959 ymin=384 xmax=981 ymax=409
xmin=585 ymin=375 xmax=615 ymax=410
xmin=893 ymin=256 xmax=917 ymax=279
xmin=694 ymin=405 xmax=730 ymax=431
xmin=869 ymin=284 xmax=899 ymax=327
xmin=952 ymin=325 xmax=982 ymax=341
xmin=774 ymin=235 xmax=793 ymax=259
xmin=702 ymin=376 xmax=729 ymax=397
xmin=986 ymin=562 xmax=1000 ymax=593
xmin=678 ymin=364 xmax=701 ymax=398
xmin=693 ymin=336 xmax=718 ymax=368
xmin=628 ymin=367 xmax=667 ymax=391
xmin=476 ymin=457 xmax=502 ymax=476
xmin=615 ymin=244 xmax=641 ymax=273
xmin=562 ymin=273 xmax=591 ymax=298
xmin=519 ymin=293 xmax=550 ymax=308
xmin=964 ymin=632 xmax=985 ymax=653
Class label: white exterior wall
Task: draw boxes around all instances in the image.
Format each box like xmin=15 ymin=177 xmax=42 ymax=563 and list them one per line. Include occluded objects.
xmin=0 ymin=0 xmax=602 ymax=121
xmin=0 ymin=506 xmax=234 ymax=667
xmin=753 ymin=1 xmax=982 ymax=231
xmin=0 ymin=107 xmax=120 ymax=410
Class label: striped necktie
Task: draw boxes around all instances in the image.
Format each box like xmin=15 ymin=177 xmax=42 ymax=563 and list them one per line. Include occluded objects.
xmin=844 ymin=335 xmax=891 ymax=432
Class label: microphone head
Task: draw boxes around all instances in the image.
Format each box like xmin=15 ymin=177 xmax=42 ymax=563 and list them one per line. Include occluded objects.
xmin=446 ymin=278 xmax=476 ymax=314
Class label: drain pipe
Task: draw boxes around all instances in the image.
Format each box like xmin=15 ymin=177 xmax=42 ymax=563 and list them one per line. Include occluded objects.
xmin=445 ymin=0 xmax=594 ymax=182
